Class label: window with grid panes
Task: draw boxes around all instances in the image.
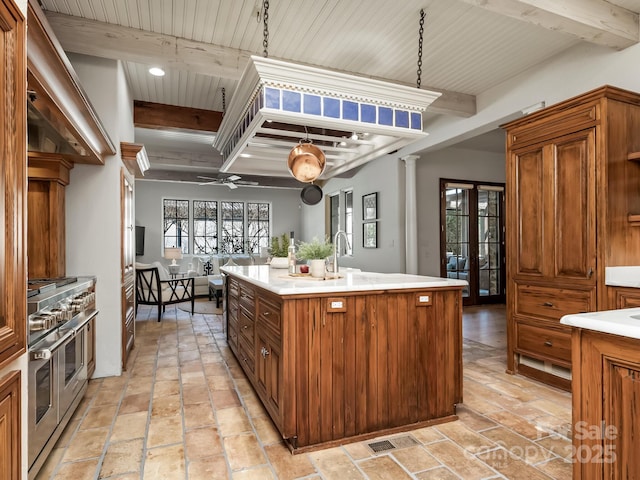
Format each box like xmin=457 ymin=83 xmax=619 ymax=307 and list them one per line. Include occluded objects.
xmin=220 ymin=201 xmax=244 ymax=253
xmin=163 ymin=199 xmax=189 ymax=252
xmin=193 ymin=200 xmax=218 ymax=254
xmin=247 ymin=202 xmax=270 ymax=254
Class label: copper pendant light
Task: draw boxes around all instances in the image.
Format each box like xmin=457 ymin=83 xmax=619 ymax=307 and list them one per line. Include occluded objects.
xmin=287 ymin=140 xmax=326 ymax=183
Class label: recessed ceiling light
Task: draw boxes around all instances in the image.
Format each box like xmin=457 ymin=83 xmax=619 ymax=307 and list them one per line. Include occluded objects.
xmin=148 ymin=67 xmax=165 ymax=77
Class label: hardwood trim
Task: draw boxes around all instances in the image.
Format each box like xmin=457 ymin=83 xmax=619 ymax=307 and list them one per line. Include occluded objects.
xmin=0 ymin=370 xmax=21 ymax=480
xmin=133 ymin=100 xmax=223 ymax=133
xmin=28 ymin=153 xmax=73 ymax=185
xmin=120 ymin=142 xmax=149 ymax=177
xmin=516 ymin=363 xmax=571 ymax=391
xmin=26 ymin=0 xmax=115 ymax=165
xmin=0 ymin=0 xmax=26 ymax=370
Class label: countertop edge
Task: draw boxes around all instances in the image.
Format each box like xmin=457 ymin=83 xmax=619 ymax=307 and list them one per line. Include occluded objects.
xmin=560 ymin=308 xmax=640 ymax=340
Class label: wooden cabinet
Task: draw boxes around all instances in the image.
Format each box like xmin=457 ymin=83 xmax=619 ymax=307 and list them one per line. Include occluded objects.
xmin=0 ymin=0 xmax=27 ymax=370
xmin=609 ymin=287 xmax=640 ymax=309
xmin=226 ymin=274 xmax=463 ymax=452
xmin=504 ymin=86 xmax=640 ymax=390
xmin=0 ymin=371 xmax=21 ymax=480
xmin=571 ymin=329 xmax=640 ymax=478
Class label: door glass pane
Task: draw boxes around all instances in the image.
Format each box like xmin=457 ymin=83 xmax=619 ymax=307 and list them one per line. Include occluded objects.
xmin=445 ymin=186 xmax=470 ymax=298
xmin=478 ymin=189 xmax=503 ymax=297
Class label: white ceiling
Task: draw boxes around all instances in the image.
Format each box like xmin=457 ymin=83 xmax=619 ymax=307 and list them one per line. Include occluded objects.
xmin=39 ymin=0 xmax=640 ymax=185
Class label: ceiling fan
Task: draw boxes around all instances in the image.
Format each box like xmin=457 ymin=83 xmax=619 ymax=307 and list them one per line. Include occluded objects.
xmin=196 ymin=174 xmax=258 ymax=189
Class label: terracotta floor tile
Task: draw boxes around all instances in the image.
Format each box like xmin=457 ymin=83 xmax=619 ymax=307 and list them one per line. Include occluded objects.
xmin=264 ymin=443 xmax=316 ymax=479
xmin=217 ymin=406 xmax=253 ymax=436
xmin=486 ymin=410 xmax=545 ymax=440
xmin=155 ymin=366 xmax=179 ymax=381
xmin=185 ymin=426 xmax=224 ymax=458
xmin=93 ymin=386 xmax=125 ymax=406
xmin=147 ymin=415 xmax=183 ymax=448
xmin=80 ymin=403 xmax=119 ymax=430
xmin=528 ymin=399 xmax=571 ymax=418
xmin=536 ymin=458 xmax=573 ymax=478
xmin=455 ymin=405 xmax=498 ymax=431
xmin=153 ymin=379 xmax=180 ymax=398
xmin=244 ymin=395 xmax=268 ymax=418
xmin=253 ymin=415 xmax=282 ymax=445
xmin=481 ymin=427 xmax=554 ymax=465
xmin=208 ymin=375 xmax=236 ymax=390
xmin=203 ymin=362 xmax=228 ymax=376
xmin=342 ymin=442 xmax=373 ymax=460
xmin=34 ymin=447 xmax=64 ymax=480
xmin=211 ymin=389 xmax=242 ymax=409
xmin=157 ymin=354 xmax=178 ymax=368
xmin=183 ymin=384 xmax=211 ymax=405
xmin=143 ymin=444 xmax=186 ymax=480
xmin=119 ymin=392 xmax=151 ymax=415
xmin=184 ymin=402 xmax=215 ymax=429
xmin=412 ymin=426 xmax=445 ymax=445
xmin=309 ymin=447 xmax=366 ymax=480
xmin=179 ymin=349 xmax=201 ymax=363
xmin=181 ymin=370 xmax=206 ymax=385
xmin=224 ymin=434 xmax=268 ymax=471
xmin=62 ymin=427 xmax=110 ymax=462
xmin=476 ymin=447 xmax=551 ymax=480
xmin=391 ymin=445 xmax=441 ymax=472
xmin=110 ymin=411 xmax=149 ymax=442
xmin=125 ymin=377 xmax=153 ymax=396
xmin=99 ymin=438 xmax=144 ymax=477
xmin=536 ymin=434 xmax=573 ymax=460
xmin=54 ymin=419 xmax=79 ymax=449
xmin=151 ymin=394 xmax=182 ymax=418
xmin=358 ymin=455 xmax=413 ymax=480
xmin=415 ymin=466 xmax=465 ymax=479
xmin=53 ymin=458 xmax=99 ymax=479
xmin=436 ymin=421 xmax=495 ymax=453
xmin=232 ymin=466 xmax=276 ymax=480
xmin=188 ymin=455 xmax=230 ymax=478
xmin=425 ymin=440 xmax=497 ymax=479
xmin=485 ymin=380 xmax=537 ymax=403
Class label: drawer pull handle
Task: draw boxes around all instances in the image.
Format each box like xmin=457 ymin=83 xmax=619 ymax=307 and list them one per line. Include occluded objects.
xmin=261 ymin=347 xmax=270 ymax=358
xmin=542 ymin=302 xmax=554 ymax=307
xmin=544 ymin=341 xmax=553 ymax=347
xmin=262 ymin=311 xmax=271 ymax=317
xmin=243 ymin=325 xmax=248 ymax=330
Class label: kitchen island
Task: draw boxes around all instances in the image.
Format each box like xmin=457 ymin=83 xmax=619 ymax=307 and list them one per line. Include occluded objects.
xmin=221 ymin=265 xmax=466 ymax=452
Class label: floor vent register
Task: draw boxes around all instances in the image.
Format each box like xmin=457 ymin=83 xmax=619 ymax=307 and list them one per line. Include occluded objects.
xmin=366 ymin=434 xmax=420 ymax=454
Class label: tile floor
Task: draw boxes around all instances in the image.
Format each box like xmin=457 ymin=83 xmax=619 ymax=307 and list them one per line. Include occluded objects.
xmin=35 ymin=302 xmax=573 ymax=480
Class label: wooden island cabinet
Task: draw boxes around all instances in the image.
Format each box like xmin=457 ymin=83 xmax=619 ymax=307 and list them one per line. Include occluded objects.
xmin=223 ymin=266 xmax=465 ymax=452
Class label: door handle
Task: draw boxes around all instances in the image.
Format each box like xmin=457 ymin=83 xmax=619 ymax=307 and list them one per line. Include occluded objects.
xmin=544 ymin=341 xmax=553 ymax=347
xmin=542 ymin=302 xmax=554 ymax=307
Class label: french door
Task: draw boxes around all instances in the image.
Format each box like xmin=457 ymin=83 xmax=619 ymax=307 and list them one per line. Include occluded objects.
xmin=440 ymin=179 xmax=505 ymax=305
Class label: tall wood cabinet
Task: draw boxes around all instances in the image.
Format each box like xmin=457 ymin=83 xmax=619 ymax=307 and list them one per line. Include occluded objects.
xmin=504 ymin=86 xmax=640 ymax=390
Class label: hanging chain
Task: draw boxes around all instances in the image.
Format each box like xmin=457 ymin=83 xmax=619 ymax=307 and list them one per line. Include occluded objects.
xmin=221 ymin=87 xmax=226 ymax=115
xmin=263 ymin=0 xmax=269 ymax=57
xmin=416 ymin=9 xmax=425 ymax=89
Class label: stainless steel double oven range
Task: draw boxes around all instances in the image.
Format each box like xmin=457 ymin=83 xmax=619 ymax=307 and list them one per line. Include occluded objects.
xmin=27 ymin=276 xmax=98 ymax=479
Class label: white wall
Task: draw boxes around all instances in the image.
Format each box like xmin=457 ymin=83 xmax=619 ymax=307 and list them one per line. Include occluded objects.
xmin=135 ymin=180 xmax=302 ymax=264
xmin=416 ymin=147 xmax=506 ymax=276
xmin=66 ymin=53 xmax=134 ymax=378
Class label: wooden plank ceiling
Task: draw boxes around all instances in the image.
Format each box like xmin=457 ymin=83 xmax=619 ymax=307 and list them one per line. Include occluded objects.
xmin=38 ymin=0 xmax=640 ymax=187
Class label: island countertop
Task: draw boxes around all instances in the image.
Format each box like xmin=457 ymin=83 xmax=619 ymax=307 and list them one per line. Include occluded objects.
xmin=220 ymin=264 xmax=467 ymax=295
xmin=560 ymin=307 xmax=640 ymax=340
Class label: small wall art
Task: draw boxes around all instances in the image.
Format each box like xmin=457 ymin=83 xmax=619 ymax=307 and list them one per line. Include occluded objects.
xmin=362 ymin=192 xmax=378 ymax=220
xmin=363 ymin=221 xmax=377 ymax=248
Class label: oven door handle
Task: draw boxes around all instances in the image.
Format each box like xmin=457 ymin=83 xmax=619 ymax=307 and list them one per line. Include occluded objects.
xmin=31 ymin=328 xmax=75 ymax=360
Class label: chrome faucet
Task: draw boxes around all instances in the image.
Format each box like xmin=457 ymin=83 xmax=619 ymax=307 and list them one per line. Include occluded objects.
xmin=332 ymin=230 xmax=350 ymax=276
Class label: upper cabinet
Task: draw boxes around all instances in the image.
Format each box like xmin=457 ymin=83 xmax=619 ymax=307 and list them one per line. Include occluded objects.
xmin=504 ymin=86 xmax=640 ymax=390
xmin=0 ymin=0 xmax=27 ymax=369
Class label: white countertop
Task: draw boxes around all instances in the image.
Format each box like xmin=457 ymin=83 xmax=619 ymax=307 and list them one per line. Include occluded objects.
xmin=560 ymin=308 xmax=640 ymax=340
xmin=220 ymin=265 xmax=467 ymax=295
xmin=605 ymin=266 xmax=640 ymax=288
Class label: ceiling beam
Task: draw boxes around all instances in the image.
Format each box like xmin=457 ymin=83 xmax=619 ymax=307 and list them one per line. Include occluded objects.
xmin=459 ymin=0 xmax=639 ymax=50
xmin=134 ymin=100 xmax=223 ymax=133
xmin=44 ymin=12 xmax=476 ymax=118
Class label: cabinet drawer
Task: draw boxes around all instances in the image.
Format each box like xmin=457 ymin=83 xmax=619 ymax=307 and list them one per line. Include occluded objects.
xmin=239 ymin=285 xmax=255 ymax=313
xmin=257 ymin=296 xmax=282 ymax=337
xmin=228 ymin=323 xmax=238 ymax=353
xmin=517 ymin=323 xmax=571 ymax=364
xmin=238 ymin=335 xmax=255 ymax=374
xmin=238 ymin=308 xmax=255 ymax=345
xmin=515 ymin=283 xmax=593 ymax=321
xmin=228 ymin=278 xmax=240 ymax=298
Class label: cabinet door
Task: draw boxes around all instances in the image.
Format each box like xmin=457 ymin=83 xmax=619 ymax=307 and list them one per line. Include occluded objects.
xmin=0 ymin=371 xmax=21 ymax=480
xmin=255 ymin=329 xmax=282 ymax=426
xmin=0 ymin=0 xmax=26 ymax=369
xmin=551 ymin=129 xmax=596 ymax=282
xmin=511 ymin=145 xmax=546 ymax=278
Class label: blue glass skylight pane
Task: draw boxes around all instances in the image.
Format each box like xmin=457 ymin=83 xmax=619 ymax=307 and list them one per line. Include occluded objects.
xmin=395 ymin=110 xmax=409 ymax=128
xmin=411 ymin=112 xmax=422 ymax=130
xmin=379 ymin=107 xmax=393 ymax=126
xmin=343 ymin=101 xmax=359 ymax=121
xmin=283 ymin=90 xmax=301 ymax=112
xmin=304 ymin=94 xmax=322 ymax=115
xmin=323 ymin=97 xmax=340 ymax=118
xmin=265 ymin=87 xmax=280 ymax=109
xmin=361 ymin=104 xmax=376 ymax=123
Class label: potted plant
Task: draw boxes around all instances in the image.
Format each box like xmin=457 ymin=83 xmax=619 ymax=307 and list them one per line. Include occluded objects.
xmin=269 ymin=233 xmax=290 ymax=268
xmin=297 ymin=236 xmax=334 ymax=277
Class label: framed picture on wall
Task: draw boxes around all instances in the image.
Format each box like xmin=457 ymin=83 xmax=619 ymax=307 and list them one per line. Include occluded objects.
xmin=362 ymin=192 xmax=378 ymax=220
xmin=363 ymin=221 xmax=377 ymax=248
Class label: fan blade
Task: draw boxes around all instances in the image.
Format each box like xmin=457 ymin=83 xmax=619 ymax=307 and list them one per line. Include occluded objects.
xmin=237 ymin=180 xmax=259 ymax=186
xmin=227 ymin=182 xmax=238 ymax=189
xmin=197 ymin=176 xmax=217 ymax=181
xmin=227 ymin=174 xmax=241 ymax=182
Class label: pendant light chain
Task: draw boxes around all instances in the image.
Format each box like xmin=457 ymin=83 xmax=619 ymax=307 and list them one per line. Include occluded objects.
xmin=263 ymin=0 xmax=269 ymax=57
xmin=416 ymin=9 xmax=425 ymax=89
xmin=221 ymin=87 xmax=226 ymax=115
